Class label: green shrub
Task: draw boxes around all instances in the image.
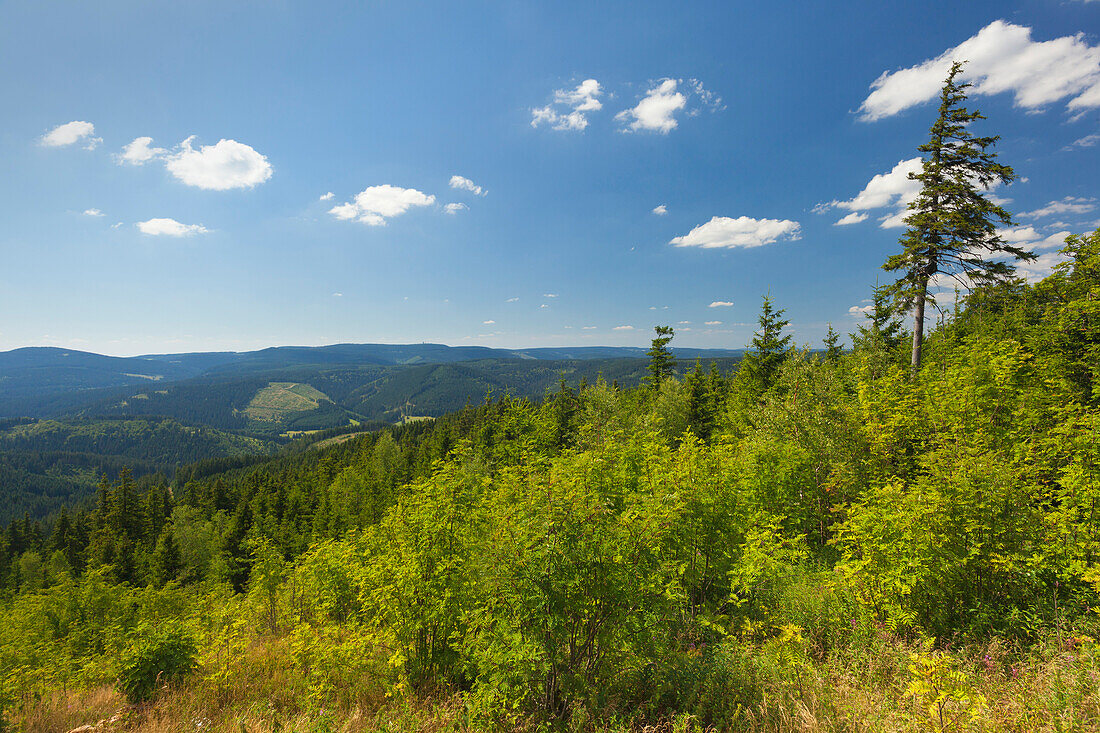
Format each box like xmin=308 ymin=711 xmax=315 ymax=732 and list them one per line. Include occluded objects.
xmin=117 ymin=623 xmax=197 ymax=703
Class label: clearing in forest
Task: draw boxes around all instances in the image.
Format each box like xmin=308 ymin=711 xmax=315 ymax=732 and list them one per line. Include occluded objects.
xmin=244 ymin=382 xmax=331 ymax=422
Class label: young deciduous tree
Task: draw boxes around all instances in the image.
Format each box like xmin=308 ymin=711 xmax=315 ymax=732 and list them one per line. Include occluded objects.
xmin=884 ymin=61 xmax=1032 ymax=371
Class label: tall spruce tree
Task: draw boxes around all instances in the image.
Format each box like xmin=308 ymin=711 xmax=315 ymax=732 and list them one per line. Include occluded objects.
xmin=884 ymin=61 xmax=1032 ymax=371
xmin=646 ymin=326 xmax=676 ymax=389
xmin=738 ymin=294 xmax=792 ymax=393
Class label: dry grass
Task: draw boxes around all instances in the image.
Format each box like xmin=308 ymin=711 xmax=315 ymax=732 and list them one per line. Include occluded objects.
xmin=14 ymin=636 xmax=1100 ymax=733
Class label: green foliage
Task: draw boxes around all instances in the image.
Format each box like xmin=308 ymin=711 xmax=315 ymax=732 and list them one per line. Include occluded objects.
xmin=2 ymin=231 xmax=1100 ymax=729
xmin=645 ymin=325 xmax=676 ymax=390
xmin=117 ymin=622 xmax=197 ymax=703
xmin=734 ymin=294 xmax=791 ymax=398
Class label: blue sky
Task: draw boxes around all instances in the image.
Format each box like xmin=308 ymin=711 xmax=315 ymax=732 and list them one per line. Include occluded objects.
xmin=2 ymin=0 xmax=1099 ymax=356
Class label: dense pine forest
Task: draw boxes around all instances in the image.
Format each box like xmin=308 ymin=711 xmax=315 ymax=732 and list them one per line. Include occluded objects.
xmin=0 ymin=227 xmax=1097 ymax=731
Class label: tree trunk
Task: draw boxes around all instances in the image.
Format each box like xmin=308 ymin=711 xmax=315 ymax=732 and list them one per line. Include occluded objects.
xmin=910 ymin=278 xmax=927 ymax=373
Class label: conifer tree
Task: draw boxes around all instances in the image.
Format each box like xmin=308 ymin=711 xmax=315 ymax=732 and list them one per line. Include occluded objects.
xmin=646 ymin=326 xmax=676 ymax=389
xmin=738 ymin=294 xmax=792 ymax=393
xmin=884 ymin=61 xmax=1032 ymax=371
xmin=822 ymin=324 xmax=843 ymax=361
xmin=852 ymin=284 xmax=905 ymax=354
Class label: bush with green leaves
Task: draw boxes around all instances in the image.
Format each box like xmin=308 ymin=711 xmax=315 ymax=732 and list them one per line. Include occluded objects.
xmin=117 ymin=623 xmax=197 ymax=703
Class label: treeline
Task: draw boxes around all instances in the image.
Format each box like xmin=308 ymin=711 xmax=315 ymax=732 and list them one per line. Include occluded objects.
xmin=0 ymin=417 xmax=276 ymax=523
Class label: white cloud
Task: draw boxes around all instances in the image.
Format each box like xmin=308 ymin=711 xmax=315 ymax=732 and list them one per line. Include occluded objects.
xmin=543 ymin=293 xmax=558 ymax=298
xmin=612 ymin=325 xmax=634 ymax=331
xmin=83 ymin=208 xmax=104 ymax=217
xmin=816 ymin=158 xmax=923 ymax=228
xmin=849 ymin=304 xmax=874 ymax=317
xmin=582 ymin=326 xmax=597 ymax=330
xmin=450 ymin=175 xmax=486 ymax=196
xmin=540 ymin=304 xmax=550 ymax=309
xmin=1019 ymin=196 xmax=1096 ymax=218
xmin=118 ymin=136 xmax=166 ymax=165
xmin=165 ymin=137 xmax=272 ymax=190
xmin=320 ymin=192 xmax=334 ymax=201
xmin=996 ymin=225 xmax=1073 ymax=253
xmin=652 ymin=204 xmax=668 ymax=215
xmin=704 ymin=320 xmax=722 ymax=326
xmin=858 ymin=21 xmax=1100 ymax=121
xmin=483 ymin=320 xmax=495 ymax=325
xmin=677 ymin=320 xmax=692 ymax=325
xmin=329 ymin=185 xmax=435 ymax=226
xmin=1065 ymin=133 xmax=1100 ymax=150
xmin=708 ymin=301 xmax=734 ymax=308
xmin=111 ymin=222 xmax=123 ymax=229
xmin=835 ymin=211 xmax=869 ymax=226
xmin=444 ymin=202 xmax=468 ymax=214
xmin=616 ymin=79 xmax=686 ymax=133
xmin=998 ymin=225 xmax=1044 ymax=243
xmin=671 ymin=216 xmax=802 ymax=249
xmin=531 ymin=79 xmax=603 ymax=131
xmin=136 ymin=218 xmax=208 ymax=237
xmin=1016 ymin=250 xmax=1072 ymax=283
xmin=40 ymin=121 xmax=100 ymax=149
xmin=506 ymin=297 xmax=519 ymax=302
xmin=332 ymin=292 xmax=343 ymax=297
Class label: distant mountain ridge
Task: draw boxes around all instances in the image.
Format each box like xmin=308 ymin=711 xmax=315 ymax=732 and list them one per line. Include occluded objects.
xmin=0 ymin=342 xmax=745 ymax=412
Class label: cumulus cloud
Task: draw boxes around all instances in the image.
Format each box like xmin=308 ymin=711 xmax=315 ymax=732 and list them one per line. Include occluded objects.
xmin=165 ymin=137 xmax=272 ymax=190
xmin=612 ymin=325 xmax=635 ymax=331
xmin=117 ymin=136 xmax=166 ymax=165
xmin=1019 ymin=196 xmax=1096 ymax=218
xmin=506 ymin=297 xmax=519 ymax=302
xmin=849 ymin=304 xmax=874 ymax=317
xmin=704 ymin=320 xmax=722 ymax=326
xmin=615 ymin=78 xmax=722 ymax=133
xmin=135 ymin=218 xmax=208 ymax=237
xmin=835 ymin=211 xmax=869 ymax=226
xmin=332 ymin=292 xmax=343 ymax=297
xmin=531 ymin=79 xmax=603 ymax=131
xmin=582 ymin=326 xmax=597 ymax=330
xmin=320 ymin=192 xmax=334 ymax=201
xmin=858 ymin=20 xmax=1100 ymax=121
xmin=616 ymin=79 xmax=686 ymax=133
xmin=543 ymin=293 xmax=558 ymax=298
xmin=652 ymin=204 xmax=668 ymax=215
xmin=815 ymin=158 xmax=923 ymax=228
xmin=671 ymin=216 xmax=802 ymax=249
xmin=450 ymin=175 xmax=486 ymax=196
xmin=444 ymin=202 xmax=468 ymax=214
xmin=708 ymin=301 xmax=734 ymax=308
xmin=678 ymin=320 xmax=692 ymax=325
xmin=483 ymin=320 xmax=495 ymax=325
xmin=83 ymin=208 xmax=104 ymax=217
xmin=329 ymin=185 xmax=436 ymax=226
xmin=40 ymin=121 xmax=100 ymax=149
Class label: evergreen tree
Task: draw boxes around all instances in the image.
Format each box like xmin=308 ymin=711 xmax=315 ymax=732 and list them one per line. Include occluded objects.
xmin=686 ymin=360 xmax=718 ymax=440
xmin=822 ymin=324 xmax=843 ymax=362
xmin=151 ymin=529 xmax=183 ymax=586
xmin=738 ymin=294 xmax=792 ymax=393
xmin=645 ymin=326 xmax=676 ymax=389
xmin=883 ymin=61 xmax=1031 ymax=371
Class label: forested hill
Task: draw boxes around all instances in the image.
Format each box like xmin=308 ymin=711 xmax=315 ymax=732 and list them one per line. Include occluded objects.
xmin=0 ymin=343 xmax=744 ymax=418
xmin=1 ymin=230 xmax=1097 ymax=731
xmin=0 ymin=417 xmax=275 ymax=523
